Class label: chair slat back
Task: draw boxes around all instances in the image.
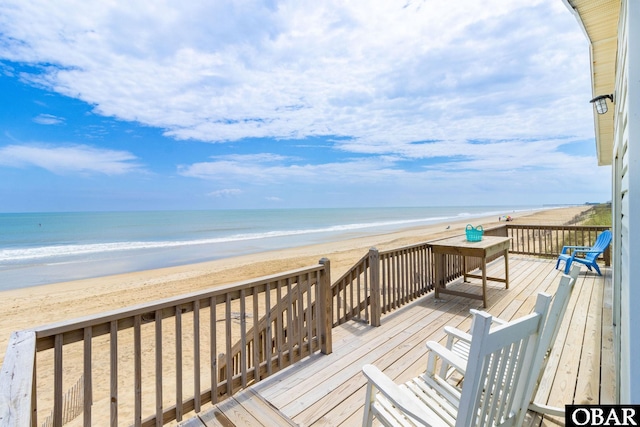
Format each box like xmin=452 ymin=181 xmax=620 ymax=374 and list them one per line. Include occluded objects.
xmin=515 ymin=265 xmax=579 ymax=416
xmin=585 ymin=230 xmax=612 ymax=262
xmin=594 ymin=230 xmax=612 ymax=250
xmin=584 ymin=230 xmax=611 ymax=262
xmin=456 ymin=293 xmax=552 ymax=427
xmin=540 ymin=265 xmax=580 ymax=360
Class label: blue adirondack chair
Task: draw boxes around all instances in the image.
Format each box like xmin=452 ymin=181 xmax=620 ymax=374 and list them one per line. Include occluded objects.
xmin=556 ymin=230 xmax=612 ymax=275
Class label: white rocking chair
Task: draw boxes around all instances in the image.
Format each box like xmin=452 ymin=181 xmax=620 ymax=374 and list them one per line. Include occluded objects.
xmin=440 ymin=264 xmax=580 ymax=417
xmin=362 ymin=292 xmax=552 ymax=427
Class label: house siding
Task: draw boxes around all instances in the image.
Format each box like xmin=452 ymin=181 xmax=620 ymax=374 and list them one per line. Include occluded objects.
xmin=613 ymin=0 xmax=640 ymax=403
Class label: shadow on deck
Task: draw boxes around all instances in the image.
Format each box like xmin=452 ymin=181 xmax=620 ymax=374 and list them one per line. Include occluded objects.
xmin=183 ymin=256 xmax=613 ymax=426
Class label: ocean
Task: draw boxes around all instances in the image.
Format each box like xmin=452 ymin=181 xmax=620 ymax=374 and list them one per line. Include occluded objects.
xmin=0 ymin=206 xmax=539 ymax=291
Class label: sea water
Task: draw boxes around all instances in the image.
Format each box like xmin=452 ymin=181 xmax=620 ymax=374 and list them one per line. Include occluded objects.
xmin=0 ymin=206 xmax=538 ymax=290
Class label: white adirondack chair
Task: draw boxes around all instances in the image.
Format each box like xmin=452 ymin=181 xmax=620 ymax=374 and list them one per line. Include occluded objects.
xmin=362 ymin=292 xmax=552 ymax=427
xmin=439 ymin=264 xmax=580 ymax=417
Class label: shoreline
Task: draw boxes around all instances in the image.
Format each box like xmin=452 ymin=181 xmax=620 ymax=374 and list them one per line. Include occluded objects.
xmin=0 ymin=205 xmax=590 ymax=362
xmin=0 ymin=205 xmax=542 ymax=291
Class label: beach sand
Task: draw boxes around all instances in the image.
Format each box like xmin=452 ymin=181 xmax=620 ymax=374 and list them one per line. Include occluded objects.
xmin=0 ymin=205 xmax=595 ymax=425
xmin=0 ymin=205 xmax=591 ymax=363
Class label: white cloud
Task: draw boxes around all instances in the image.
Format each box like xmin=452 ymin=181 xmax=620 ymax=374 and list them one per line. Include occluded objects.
xmin=0 ymin=144 xmax=144 ymax=175
xmin=212 ymin=153 xmax=292 ymax=163
xmin=0 ymin=0 xmax=607 ymax=208
xmin=180 ymin=152 xmax=400 ymax=183
xmin=208 ymin=188 xmax=242 ymax=197
xmin=177 ymin=143 xmax=601 ymax=186
xmin=176 ymin=138 xmax=610 ymax=206
xmin=0 ymin=0 xmax=592 ymax=150
xmin=32 ymin=113 xmax=64 ymax=125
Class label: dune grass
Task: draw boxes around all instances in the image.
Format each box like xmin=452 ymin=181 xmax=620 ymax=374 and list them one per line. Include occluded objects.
xmin=579 ymin=203 xmax=612 ymax=226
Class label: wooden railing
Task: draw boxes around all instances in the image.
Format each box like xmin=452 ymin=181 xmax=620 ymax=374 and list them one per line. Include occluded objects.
xmin=377 ymin=244 xmax=433 ymax=317
xmin=502 ymin=224 xmax=611 ymax=265
xmin=0 ymin=224 xmax=611 ymax=426
xmin=328 ymin=224 xmax=611 ymax=327
xmin=330 ymin=244 xmax=435 ymax=327
xmin=331 ymin=242 xmax=484 ymax=327
xmin=0 ymin=262 xmax=331 ymax=427
xmin=217 ymin=263 xmax=331 ymax=383
xmin=331 ymin=251 xmax=372 ymax=327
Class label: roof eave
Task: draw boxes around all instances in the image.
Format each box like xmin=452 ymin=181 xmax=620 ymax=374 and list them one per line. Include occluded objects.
xmin=563 ymin=0 xmax=620 ymax=166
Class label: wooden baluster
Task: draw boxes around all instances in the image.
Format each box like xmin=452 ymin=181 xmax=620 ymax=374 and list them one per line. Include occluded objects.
xmin=297 ymin=275 xmax=304 ymax=362
xmin=155 ymin=309 xmax=163 ymax=427
xmin=318 ymin=258 xmax=332 ymax=355
xmin=253 ymin=288 xmax=260 ymax=382
xmin=240 ymin=289 xmax=247 ymax=388
xmin=369 ymin=249 xmax=381 ymax=327
xmin=134 ymin=315 xmax=141 ymax=426
xmin=110 ymin=320 xmax=118 ymax=427
xmin=306 ymin=272 xmax=313 ymax=353
xmin=193 ymin=300 xmax=201 ymax=413
xmin=286 ymin=278 xmax=294 ymax=363
xmin=276 ymin=280 xmax=284 ymax=369
xmin=265 ymin=283 xmax=272 ymax=376
xmin=53 ymin=334 xmax=62 ymax=427
xmin=209 ymin=297 xmax=217 ymax=404
xmin=175 ymin=307 xmax=183 ymax=421
xmin=83 ymin=327 xmax=92 ymax=427
xmin=225 ymin=294 xmax=232 ymax=397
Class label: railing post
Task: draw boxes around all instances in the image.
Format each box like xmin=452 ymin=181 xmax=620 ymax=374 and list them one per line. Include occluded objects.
xmin=369 ymin=247 xmax=381 ymax=327
xmin=318 ymin=258 xmax=333 ymax=355
xmin=0 ymin=330 xmax=36 ymax=426
xmin=495 ymin=224 xmax=509 ymax=237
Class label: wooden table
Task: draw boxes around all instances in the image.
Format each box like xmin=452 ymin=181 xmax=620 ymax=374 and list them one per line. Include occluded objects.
xmin=430 ymin=235 xmax=511 ymax=307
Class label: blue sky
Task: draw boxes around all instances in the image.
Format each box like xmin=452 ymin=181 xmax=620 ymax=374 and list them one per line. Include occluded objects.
xmin=0 ymin=0 xmax=611 ymax=212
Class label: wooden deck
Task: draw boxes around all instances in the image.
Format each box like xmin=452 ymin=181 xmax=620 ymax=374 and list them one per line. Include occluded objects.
xmin=181 ymin=256 xmax=614 ymax=426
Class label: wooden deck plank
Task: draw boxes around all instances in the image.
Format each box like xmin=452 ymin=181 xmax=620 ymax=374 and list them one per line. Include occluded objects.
xmin=199 ymin=397 xmax=262 ymax=427
xmin=312 ymin=259 xmax=565 ymax=427
xmin=233 ymin=389 xmax=297 ymax=426
xmin=394 ymin=260 xmax=555 ymax=383
xmin=194 ymin=388 xmax=296 ymax=427
xmin=255 ymin=312 xmax=423 ymax=407
xmin=531 ymin=273 xmax=581 ymax=405
xmin=483 ymin=259 xmax=556 ymax=322
xmin=178 ymin=415 xmax=208 ymax=427
xmin=254 ymin=278 xmax=482 ymax=402
xmin=194 ymin=407 xmax=235 ymax=427
xmin=287 ymin=258 xmax=558 ymax=426
xmin=600 ymin=270 xmax=616 ymax=403
xmin=290 ymin=289 xmax=481 ymax=425
xmin=186 ymin=257 xmax=611 ymax=427
xmin=431 ymin=258 xmax=549 ymax=348
xmin=574 ymin=271 xmax=604 ymax=405
xmin=269 ymin=282 xmax=480 ymax=413
xmin=540 ymin=269 xmax=599 ymax=425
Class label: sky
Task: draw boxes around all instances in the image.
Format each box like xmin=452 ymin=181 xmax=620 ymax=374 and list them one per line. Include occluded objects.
xmin=0 ymin=0 xmax=612 ymax=212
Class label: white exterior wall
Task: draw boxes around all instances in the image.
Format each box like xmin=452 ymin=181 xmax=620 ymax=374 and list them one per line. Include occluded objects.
xmin=613 ymin=0 xmax=640 ymax=403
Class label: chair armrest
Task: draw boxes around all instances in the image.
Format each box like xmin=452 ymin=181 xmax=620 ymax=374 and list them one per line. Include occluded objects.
xmin=469 ymin=309 xmax=507 ymax=325
xmin=443 ymin=325 xmax=471 ymax=345
xmin=560 ymin=245 xmax=590 ymax=254
xmin=445 ymin=310 xmax=509 ymax=346
xmin=444 ymin=308 xmax=508 ymax=349
xmin=362 ymin=364 xmax=438 ymax=426
xmin=427 ymin=341 xmax=468 ymax=375
xmin=571 ymin=249 xmax=603 ymax=254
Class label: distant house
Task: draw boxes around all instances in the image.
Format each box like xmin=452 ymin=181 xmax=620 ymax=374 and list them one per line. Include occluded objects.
xmin=562 ymin=0 xmax=639 ymax=402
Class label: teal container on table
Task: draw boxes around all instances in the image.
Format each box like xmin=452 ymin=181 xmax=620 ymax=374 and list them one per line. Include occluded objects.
xmin=465 ymin=224 xmax=484 ymax=242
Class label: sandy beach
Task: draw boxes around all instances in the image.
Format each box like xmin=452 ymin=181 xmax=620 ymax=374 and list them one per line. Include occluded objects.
xmin=0 ymin=205 xmax=597 ymax=425
xmin=0 ymin=205 xmax=591 ymax=363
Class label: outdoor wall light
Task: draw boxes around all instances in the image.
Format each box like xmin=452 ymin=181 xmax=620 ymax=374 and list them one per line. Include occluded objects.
xmin=590 ymin=94 xmax=614 ymax=114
